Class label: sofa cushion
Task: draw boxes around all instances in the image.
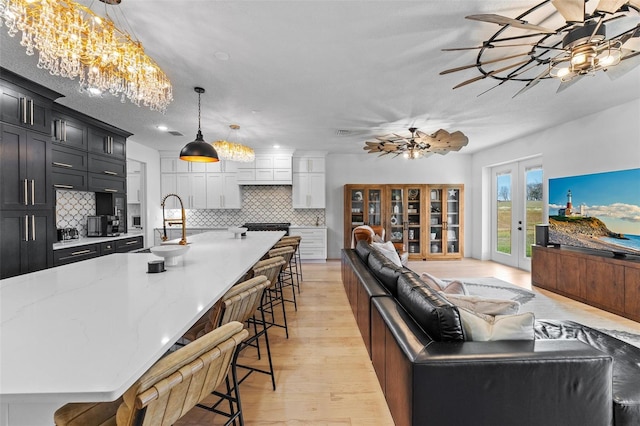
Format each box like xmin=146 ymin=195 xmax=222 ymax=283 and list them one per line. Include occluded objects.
xmin=355 ymin=240 xmax=373 ymax=263
xmin=396 ymin=273 xmax=464 ymax=342
xmin=442 ymin=293 xmax=520 ymax=315
xmin=372 ymin=241 xmax=403 ymax=267
xmin=421 ymin=272 xmax=468 ymax=295
xmin=367 ymin=248 xmax=407 ymax=297
xmin=459 ymin=308 xmax=535 ymax=341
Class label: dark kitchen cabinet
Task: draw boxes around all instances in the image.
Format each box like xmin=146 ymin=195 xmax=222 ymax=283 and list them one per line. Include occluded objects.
xmin=0 ymin=123 xmax=53 ymax=210
xmin=89 ymin=126 xmax=126 ymax=160
xmin=51 ymin=107 xmax=88 ymax=151
xmin=115 ymin=236 xmax=143 ymax=253
xmin=52 ymin=168 xmax=89 ymax=192
xmin=0 ymin=209 xmax=55 ymax=279
xmin=0 ymin=78 xmax=59 ymax=134
xmin=53 ymin=243 xmax=100 ymax=267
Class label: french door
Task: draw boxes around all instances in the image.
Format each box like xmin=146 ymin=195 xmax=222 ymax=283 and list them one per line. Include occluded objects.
xmin=491 ymin=158 xmax=543 ymax=270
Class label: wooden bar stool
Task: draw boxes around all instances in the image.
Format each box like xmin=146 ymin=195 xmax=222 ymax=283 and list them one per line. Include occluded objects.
xmin=268 ymin=246 xmax=298 ymax=311
xmin=54 ymin=322 xmax=248 ymax=426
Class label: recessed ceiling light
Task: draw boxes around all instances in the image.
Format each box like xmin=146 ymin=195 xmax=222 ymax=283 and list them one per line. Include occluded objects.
xmin=157 ymin=125 xmax=168 ymax=131
xmin=87 ymin=87 xmax=102 ymax=96
xmin=214 ymin=51 xmax=230 ymax=61
xmin=273 ymin=145 xmax=280 ymax=149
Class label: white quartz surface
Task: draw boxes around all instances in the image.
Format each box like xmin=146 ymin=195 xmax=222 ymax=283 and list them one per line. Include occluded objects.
xmin=52 ymin=231 xmax=145 ymax=250
xmin=1 ymin=230 xmax=283 ymax=423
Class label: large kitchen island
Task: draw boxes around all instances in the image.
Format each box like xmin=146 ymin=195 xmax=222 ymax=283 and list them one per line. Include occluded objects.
xmin=0 ymin=230 xmax=284 ymax=426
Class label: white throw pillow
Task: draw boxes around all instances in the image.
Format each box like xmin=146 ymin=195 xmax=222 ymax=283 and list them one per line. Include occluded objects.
xmin=371 ymin=241 xmax=403 ymax=267
xmin=443 ymin=293 xmax=520 ymax=315
xmin=421 ymin=273 xmax=468 ymax=295
xmin=458 ymin=308 xmax=535 ymax=341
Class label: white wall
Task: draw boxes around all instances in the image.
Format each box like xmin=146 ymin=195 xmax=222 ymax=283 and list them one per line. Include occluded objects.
xmin=325 ymin=153 xmax=472 ymax=259
xmin=469 ymin=98 xmax=640 ymax=260
xmin=126 ymin=140 xmax=161 ymax=247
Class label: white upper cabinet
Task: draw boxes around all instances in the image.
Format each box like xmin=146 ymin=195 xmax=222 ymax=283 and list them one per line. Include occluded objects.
xmin=292 ymin=157 xmax=325 ymax=173
xmin=236 ymin=151 xmax=293 ymax=185
xmin=292 ymin=154 xmax=326 ymax=208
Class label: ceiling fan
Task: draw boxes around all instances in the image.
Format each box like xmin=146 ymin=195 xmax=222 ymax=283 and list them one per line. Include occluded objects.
xmin=363 ymin=127 xmax=469 ymax=159
xmin=441 ymin=0 xmax=640 ymax=96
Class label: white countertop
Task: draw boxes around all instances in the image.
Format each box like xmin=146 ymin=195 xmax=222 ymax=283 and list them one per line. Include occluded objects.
xmin=52 ymin=231 xmax=145 ymax=250
xmin=1 ymin=230 xmax=283 ymax=424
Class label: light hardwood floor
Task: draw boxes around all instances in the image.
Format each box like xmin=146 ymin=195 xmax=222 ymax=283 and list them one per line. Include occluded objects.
xmin=176 ymin=258 xmax=640 ymax=425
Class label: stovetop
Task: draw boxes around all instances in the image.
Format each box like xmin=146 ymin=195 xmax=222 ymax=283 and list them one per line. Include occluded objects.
xmin=242 ymin=223 xmax=291 ymax=233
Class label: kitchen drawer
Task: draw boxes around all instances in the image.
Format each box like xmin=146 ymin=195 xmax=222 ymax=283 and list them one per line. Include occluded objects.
xmin=88 ymin=153 xmax=126 ymax=177
xmin=100 ymin=241 xmax=116 ymax=255
xmin=52 ymin=144 xmax=88 ymax=171
xmin=54 ymin=244 xmax=100 ymax=266
xmin=115 ymin=236 xmax=143 ymax=253
xmin=53 ymin=168 xmax=88 ymax=191
xmin=88 ymin=173 xmax=126 ymax=193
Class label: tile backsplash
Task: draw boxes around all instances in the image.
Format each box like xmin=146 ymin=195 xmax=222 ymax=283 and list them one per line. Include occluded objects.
xmin=55 ymin=190 xmax=95 ymax=236
xmin=56 ymin=186 xmax=325 ymax=236
xmin=163 ymin=185 xmax=325 ymax=227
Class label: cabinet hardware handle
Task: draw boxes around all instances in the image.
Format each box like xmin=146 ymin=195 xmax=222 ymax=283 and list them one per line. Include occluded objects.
xmin=24 ymin=216 xmax=28 ymax=241
xmin=71 ymin=249 xmax=91 ymax=256
xmin=31 ymin=215 xmax=36 ymax=240
xmin=55 ymin=119 xmax=61 ymax=140
xmin=103 ymin=170 xmax=118 ymax=176
xmin=62 ymin=120 xmax=67 ymax=141
xmin=29 ymin=99 xmax=34 ymax=126
xmin=21 ymin=97 xmax=27 ymax=124
xmin=104 ymin=188 xmax=117 ymax=192
xmin=54 ymin=184 xmax=74 ymax=189
xmin=30 ymin=179 xmax=35 ymax=205
xmin=125 ymin=241 xmax=137 ymax=245
xmin=23 ymin=179 xmax=28 ymax=205
xmin=53 ymin=162 xmax=73 ymax=168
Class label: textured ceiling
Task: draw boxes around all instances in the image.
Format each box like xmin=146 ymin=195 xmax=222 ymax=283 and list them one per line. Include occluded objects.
xmin=1 ymin=0 xmax=639 ymax=156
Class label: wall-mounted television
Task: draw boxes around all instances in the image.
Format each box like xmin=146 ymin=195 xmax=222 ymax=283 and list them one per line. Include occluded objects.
xmin=548 ymin=168 xmax=640 ymax=258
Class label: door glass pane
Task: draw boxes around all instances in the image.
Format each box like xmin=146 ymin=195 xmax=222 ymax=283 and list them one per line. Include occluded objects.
xmin=367 ymin=189 xmax=381 ymax=226
xmin=496 ymin=173 xmax=512 ymax=254
xmin=389 ymin=188 xmax=404 ymax=247
xmin=407 ymin=187 xmax=421 ymax=255
xmin=350 ymin=188 xmax=364 ymax=226
xmin=429 ymin=188 xmax=442 ymax=254
xmin=524 ymin=167 xmax=543 ymax=258
xmin=446 ymin=188 xmax=460 ymax=254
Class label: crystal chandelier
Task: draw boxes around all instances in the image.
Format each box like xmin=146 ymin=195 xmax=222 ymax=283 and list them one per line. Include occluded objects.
xmin=213 ymin=125 xmax=255 ymax=162
xmin=0 ymin=0 xmax=173 ymax=113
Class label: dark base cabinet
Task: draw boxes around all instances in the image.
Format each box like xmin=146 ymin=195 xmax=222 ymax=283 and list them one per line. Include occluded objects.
xmin=53 ymin=236 xmax=144 ymax=267
xmin=53 ymin=243 xmax=100 ymax=266
xmin=0 ymin=210 xmax=55 ymax=279
xmin=115 ymin=236 xmax=143 ymax=253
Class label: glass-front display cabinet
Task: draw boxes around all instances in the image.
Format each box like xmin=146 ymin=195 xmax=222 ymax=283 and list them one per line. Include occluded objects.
xmin=427 ymin=185 xmax=464 ymax=259
xmin=386 ymin=185 xmax=426 ymax=260
xmin=343 ymin=185 xmax=384 ymax=248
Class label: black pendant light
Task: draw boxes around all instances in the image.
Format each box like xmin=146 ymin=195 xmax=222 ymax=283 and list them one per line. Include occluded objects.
xmin=179 ymin=87 xmax=219 ymax=163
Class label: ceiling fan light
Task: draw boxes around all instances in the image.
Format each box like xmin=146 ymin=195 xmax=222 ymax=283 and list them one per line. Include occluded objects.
xmin=596 ymin=45 xmax=622 ymax=67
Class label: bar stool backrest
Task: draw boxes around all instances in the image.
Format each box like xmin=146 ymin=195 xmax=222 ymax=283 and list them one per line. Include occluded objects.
xmin=251 ymin=257 xmax=286 ymax=288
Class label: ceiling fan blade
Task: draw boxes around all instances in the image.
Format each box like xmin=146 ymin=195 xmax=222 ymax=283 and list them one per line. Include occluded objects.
xmin=556 ymin=75 xmax=585 ymax=93
xmin=452 ymin=59 xmax=531 ymax=89
xmin=512 ymin=67 xmax=552 ymax=97
xmin=628 ymin=0 xmax=640 ymax=9
xmin=595 ymin=0 xmax=627 ymax=14
xmin=551 ymin=0 xmax=585 ymax=22
xmin=465 ymin=14 xmax=557 ymax=34
xmin=441 ymin=42 xmax=536 ymax=51
xmin=440 ymin=52 xmax=530 ymax=75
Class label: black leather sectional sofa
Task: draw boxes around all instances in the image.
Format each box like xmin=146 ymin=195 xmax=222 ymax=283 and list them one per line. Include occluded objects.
xmin=341 ymin=240 xmax=640 ymax=426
